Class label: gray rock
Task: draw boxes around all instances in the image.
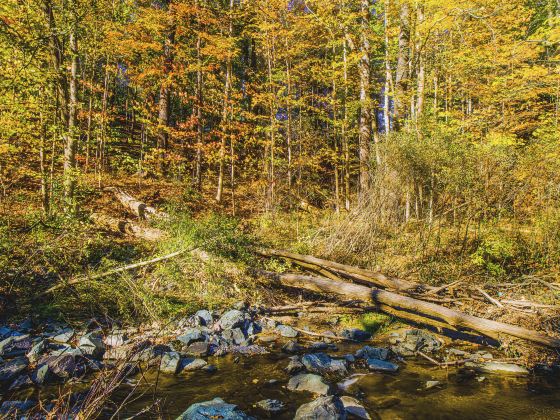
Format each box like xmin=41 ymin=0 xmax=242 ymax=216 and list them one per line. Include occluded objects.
xmin=343 ymin=354 xmax=356 ymax=363
xmin=160 ymin=352 xmax=181 ymax=374
xmin=341 ymin=329 xmax=372 ymax=342
xmin=194 ymin=310 xmax=214 ymax=327
xmin=176 ymin=397 xmax=254 ymax=420
xmin=26 ymin=339 xmax=46 ymax=363
xmin=233 ymin=301 xmax=249 ymax=311
xmin=337 ymin=374 xmax=368 ymax=392
xmin=302 ymin=353 xmax=348 ymax=375
xmin=202 ymin=364 xmax=217 ymax=373
xmin=276 ymin=324 xmax=298 ymax=338
xmin=229 ymin=345 xmax=268 ymax=356
xmin=178 ymin=328 xmax=208 ymax=346
xmin=31 ymin=364 xmax=53 ymax=385
xmin=218 ymin=310 xmax=246 ymax=330
xmin=367 ymin=358 xmax=399 ymax=373
xmin=282 ymin=340 xmax=304 ymax=354
xmin=223 ymin=328 xmax=248 ymax=345
xmin=0 ymin=334 xmax=32 ymax=356
xmin=464 ymin=361 xmax=529 ymax=375
xmin=257 ymin=399 xmax=285 ymax=413
xmin=186 ymin=342 xmax=210 ymax=357
xmin=52 ymin=327 xmax=74 ymax=343
xmin=0 ymin=357 xmax=28 ymax=382
xmin=0 ymin=400 xmax=35 ymax=416
xmin=288 ymin=373 xmax=332 ymax=395
xmin=340 ymin=396 xmax=370 ymax=420
xmin=0 ymin=326 xmax=12 ymax=338
xmin=9 ymin=373 xmax=33 ymax=391
xmin=104 ymin=333 xmax=128 ymax=347
xmin=425 ymin=380 xmax=441 ymax=390
xmin=286 ymin=356 xmax=305 ymax=374
xmin=294 ymin=396 xmax=347 ymax=420
xmin=392 ymin=329 xmax=441 ymax=356
xmin=246 ymin=321 xmax=262 ymax=336
xmin=40 ymin=354 xmax=77 ymax=378
xmin=180 ymin=358 xmax=207 ymax=372
xmin=79 ymin=332 xmax=105 ymax=358
xmin=355 ymin=346 xmax=389 ymax=361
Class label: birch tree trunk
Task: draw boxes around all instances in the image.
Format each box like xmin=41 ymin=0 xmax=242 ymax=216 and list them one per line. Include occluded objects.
xmin=358 ymin=0 xmax=372 ymax=198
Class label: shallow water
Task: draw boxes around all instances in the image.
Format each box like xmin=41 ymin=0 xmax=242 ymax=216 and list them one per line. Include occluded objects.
xmin=110 ymin=344 xmax=560 ymax=420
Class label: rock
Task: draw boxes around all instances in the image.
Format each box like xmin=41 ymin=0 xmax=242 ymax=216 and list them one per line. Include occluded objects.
xmin=50 ymin=344 xmax=83 ymax=358
xmin=178 ymin=328 xmax=208 ymax=346
xmin=233 ymin=301 xmax=249 ymax=311
xmin=230 ymin=345 xmax=268 ymax=356
xmin=282 ymin=340 xmax=304 ymax=354
xmin=0 ymin=400 xmax=35 ymax=416
xmin=343 ymin=354 xmax=355 ymax=363
xmin=294 ymin=396 xmax=347 ymax=420
xmin=288 ymin=373 xmax=332 ymax=395
xmin=0 ymin=357 xmax=28 ymax=382
xmin=448 ymin=348 xmax=469 ymax=357
xmin=180 ymin=358 xmax=208 ymax=372
xmin=374 ymin=397 xmax=400 ymax=409
xmin=367 ymin=358 xmax=399 ymax=373
xmin=79 ymin=332 xmax=105 ymax=359
xmin=194 ymin=310 xmax=214 ymax=327
xmin=309 ymin=342 xmax=338 ymax=352
xmin=474 ymin=351 xmax=493 ymax=360
xmin=0 ymin=334 xmax=32 ymax=357
xmin=246 ymin=321 xmax=262 ymax=336
xmin=340 ymin=396 xmax=370 ymax=420
xmin=52 ymin=327 xmax=74 ymax=343
xmin=276 ymin=324 xmax=298 ymax=338
xmin=223 ymin=328 xmax=248 ymax=345
xmin=0 ymin=326 xmax=12 ymax=338
xmin=176 ymin=397 xmax=254 ymax=420
xmin=355 ymin=346 xmax=389 ymax=361
xmin=286 ymin=356 xmax=305 ymax=374
xmin=425 ymin=380 xmax=441 ymax=390
xmin=31 ymin=364 xmax=53 ymax=385
xmin=257 ymin=335 xmax=276 ymax=344
xmin=392 ymin=329 xmax=441 ymax=356
xmin=337 ymin=374 xmax=367 ymax=391
xmin=264 ymin=318 xmax=277 ymax=329
xmin=40 ymin=354 xmax=77 ymax=378
xmin=341 ymin=329 xmax=372 ymax=342
xmin=257 ymin=399 xmax=285 ymax=413
xmin=26 ymin=339 xmax=46 ymax=363
xmin=464 ymin=362 xmax=529 ymax=375
xmin=218 ymin=310 xmax=246 ymax=330
xmin=302 ymin=353 xmax=348 ymax=375
xmin=202 ymin=364 xmax=217 ymax=373
xmin=186 ymin=342 xmax=210 ymax=357
xmin=104 ymin=333 xmax=128 ymax=347
xmin=161 ymin=352 xmax=181 ymax=374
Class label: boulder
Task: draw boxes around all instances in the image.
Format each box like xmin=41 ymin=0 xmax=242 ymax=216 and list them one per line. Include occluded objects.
xmin=276 ymin=324 xmax=298 ymax=338
xmin=355 ymin=346 xmax=389 ymax=361
xmin=218 ymin=310 xmax=246 ymax=330
xmin=79 ymin=332 xmax=105 ymax=359
xmin=40 ymin=354 xmax=77 ymax=378
xmin=176 ymin=397 xmax=254 ymax=420
xmin=464 ymin=362 xmax=529 ymax=375
xmin=0 ymin=357 xmax=28 ymax=382
xmin=104 ymin=332 xmax=128 ymax=347
xmin=301 ymin=353 xmax=347 ymax=375
xmin=246 ymin=321 xmax=262 ymax=336
xmin=178 ymin=328 xmax=208 ymax=346
xmin=186 ymin=342 xmax=210 ymax=357
xmin=31 ymin=364 xmax=54 ymax=385
xmin=340 ymin=396 xmax=371 ymax=420
xmin=257 ymin=399 xmax=285 ymax=413
xmin=286 ymin=356 xmax=305 ymax=374
xmin=288 ymin=373 xmax=332 ymax=395
xmin=223 ymin=328 xmax=248 ymax=346
xmin=194 ymin=310 xmax=214 ymax=327
xmin=0 ymin=334 xmax=32 ymax=357
xmin=341 ymin=329 xmax=372 ymax=342
xmin=392 ymin=329 xmax=441 ymax=356
xmin=160 ymin=352 xmax=181 ymax=374
xmin=52 ymin=328 xmax=74 ymax=343
xmin=294 ymin=396 xmax=347 ymax=420
xmin=367 ymin=358 xmax=399 ymax=373
xmin=26 ymin=339 xmax=46 ymax=363
xmin=180 ymin=358 xmax=208 ymax=372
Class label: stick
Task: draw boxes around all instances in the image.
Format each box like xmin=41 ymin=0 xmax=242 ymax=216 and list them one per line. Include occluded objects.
xmin=258 ymin=270 xmax=560 ymax=348
xmin=425 ymin=280 xmax=463 ymax=296
xmin=476 ymin=287 xmax=504 ymax=308
xmin=44 ymin=247 xmax=199 ymax=295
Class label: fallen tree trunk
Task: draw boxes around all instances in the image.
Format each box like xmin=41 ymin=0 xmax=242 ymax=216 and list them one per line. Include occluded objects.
xmin=90 ymin=213 xmax=166 ymax=242
xmin=258 ymin=270 xmax=560 ymax=348
xmin=105 ymin=187 xmax=169 ymax=220
xmin=256 ymin=248 xmax=428 ymax=292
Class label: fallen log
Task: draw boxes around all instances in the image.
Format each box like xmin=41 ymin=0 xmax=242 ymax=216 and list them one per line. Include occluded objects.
xmin=258 ymin=270 xmax=560 ymax=348
xmin=105 ymin=187 xmax=169 ymax=220
xmin=90 ymin=213 xmax=166 ymax=242
xmin=256 ymin=248 xmax=428 ymax=292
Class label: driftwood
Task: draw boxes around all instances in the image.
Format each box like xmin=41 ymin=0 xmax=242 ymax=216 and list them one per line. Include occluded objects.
xmin=476 ymin=287 xmax=504 ymax=308
xmin=90 ymin=213 xmax=166 ymax=242
xmin=105 ymin=187 xmax=169 ymax=220
xmin=258 ymin=270 xmax=560 ymax=348
xmin=257 ymin=248 xmax=427 ymax=292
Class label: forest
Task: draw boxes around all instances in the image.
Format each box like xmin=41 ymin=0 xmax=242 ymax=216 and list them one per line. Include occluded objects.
xmin=0 ymin=0 xmax=560 ymax=418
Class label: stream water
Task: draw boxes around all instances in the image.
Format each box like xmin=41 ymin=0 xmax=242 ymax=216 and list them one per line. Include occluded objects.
xmin=109 ymin=344 xmax=560 ymax=420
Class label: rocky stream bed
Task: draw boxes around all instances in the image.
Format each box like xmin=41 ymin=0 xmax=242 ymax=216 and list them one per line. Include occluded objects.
xmin=1 ymin=303 xmax=560 ymax=418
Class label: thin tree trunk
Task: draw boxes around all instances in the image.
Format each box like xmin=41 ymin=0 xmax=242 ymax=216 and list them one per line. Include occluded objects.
xmin=358 ymin=0 xmax=372 ymax=198
xmin=342 ymin=38 xmax=350 ymax=211
xmin=395 ymin=2 xmax=410 ymax=124
xmin=195 ymin=32 xmax=204 ymax=191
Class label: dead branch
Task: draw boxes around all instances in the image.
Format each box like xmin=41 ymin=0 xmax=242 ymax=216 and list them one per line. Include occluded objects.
xmin=90 ymin=213 xmax=166 ymax=242
xmin=105 ymin=187 xmax=169 ymax=220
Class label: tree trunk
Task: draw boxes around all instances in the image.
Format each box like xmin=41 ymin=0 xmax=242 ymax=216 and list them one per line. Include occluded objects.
xmin=395 ymin=2 xmax=410 ymax=124
xmin=358 ymin=0 xmax=371 ymax=198
xmin=90 ymin=213 xmax=165 ymax=241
